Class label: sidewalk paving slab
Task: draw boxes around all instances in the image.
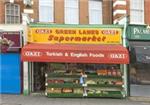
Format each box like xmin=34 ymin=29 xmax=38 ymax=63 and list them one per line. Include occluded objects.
xmin=1 ymin=94 xmax=150 ymax=105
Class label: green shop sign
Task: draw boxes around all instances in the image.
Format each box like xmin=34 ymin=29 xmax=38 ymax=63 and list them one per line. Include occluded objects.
xmin=127 ymin=25 xmax=150 ymax=40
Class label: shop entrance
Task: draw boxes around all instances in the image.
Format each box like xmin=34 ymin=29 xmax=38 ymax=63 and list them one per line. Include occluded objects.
xmin=31 ymin=62 xmax=47 ymax=94
xmin=130 ymin=63 xmax=150 ymax=97
xmin=30 ymin=62 xmax=125 ymax=97
xmin=129 ymin=43 xmax=150 ymax=97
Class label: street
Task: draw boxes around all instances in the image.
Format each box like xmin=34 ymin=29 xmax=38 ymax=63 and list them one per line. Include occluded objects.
xmin=0 ymin=94 xmax=150 ymax=105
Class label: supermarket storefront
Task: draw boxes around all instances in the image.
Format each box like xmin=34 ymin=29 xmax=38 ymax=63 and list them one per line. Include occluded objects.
xmin=127 ymin=25 xmax=150 ymax=97
xmin=21 ymin=24 xmax=129 ymax=98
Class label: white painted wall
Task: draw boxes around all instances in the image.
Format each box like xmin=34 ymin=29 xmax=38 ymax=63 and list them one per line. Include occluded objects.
xmin=0 ymin=24 xmax=24 ymax=31
xmin=113 ymin=10 xmax=127 ymax=16
xmin=113 ymin=0 xmax=126 ymax=7
xmin=23 ymin=62 xmax=29 ymax=95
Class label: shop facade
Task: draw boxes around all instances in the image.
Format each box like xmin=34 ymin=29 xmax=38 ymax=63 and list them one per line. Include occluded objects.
xmin=0 ymin=31 xmax=22 ymax=94
xmin=21 ymin=23 xmax=129 ymax=98
xmin=127 ymin=25 xmax=150 ymax=97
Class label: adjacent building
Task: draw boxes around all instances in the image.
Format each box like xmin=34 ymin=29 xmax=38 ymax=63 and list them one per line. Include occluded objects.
xmin=113 ymin=0 xmax=150 ymax=97
xmin=0 ymin=0 xmax=25 ymax=94
xmin=113 ymin=0 xmax=150 ymax=24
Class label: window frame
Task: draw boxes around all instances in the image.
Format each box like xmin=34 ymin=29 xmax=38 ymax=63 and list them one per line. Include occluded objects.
xmin=5 ymin=3 xmax=20 ymax=24
xmin=130 ymin=0 xmax=144 ymax=24
xmin=88 ymin=0 xmax=103 ymax=24
xmin=64 ymin=0 xmax=79 ymax=24
xmin=39 ymin=0 xmax=54 ymax=23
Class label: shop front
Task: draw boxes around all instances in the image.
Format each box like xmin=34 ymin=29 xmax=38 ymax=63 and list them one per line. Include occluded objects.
xmin=127 ymin=25 xmax=150 ymax=97
xmin=21 ymin=24 xmax=129 ymax=98
xmin=0 ymin=31 xmax=22 ymax=94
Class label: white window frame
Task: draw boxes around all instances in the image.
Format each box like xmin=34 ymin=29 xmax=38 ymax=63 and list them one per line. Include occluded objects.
xmin=130 ymin=0 xmax=144 ymax=24
xmin=39 ymin=0 xmax=54 ymax=22
xmin=89 ymin=0 xmax=103 ymax=24
xmin=64 ymin=0 xmax=79 ymax=24
xmin=5 ymin=3 xmax=20 ymax=24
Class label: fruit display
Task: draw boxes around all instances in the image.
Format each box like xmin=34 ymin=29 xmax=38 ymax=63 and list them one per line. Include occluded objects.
xmin=45 ymin=64 xmax=125 ymax=98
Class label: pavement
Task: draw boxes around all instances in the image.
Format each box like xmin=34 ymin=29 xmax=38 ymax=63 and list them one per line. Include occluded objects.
xmin=0 ymin=94 xmax=150 ymax=105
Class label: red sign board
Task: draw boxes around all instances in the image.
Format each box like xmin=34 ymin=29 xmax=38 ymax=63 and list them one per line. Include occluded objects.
xmin=21 ymin=44 xmax=129 ymax=64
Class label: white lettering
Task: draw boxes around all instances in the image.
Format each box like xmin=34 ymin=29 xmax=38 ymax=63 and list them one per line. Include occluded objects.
xmin=110 ymin=54 xmax=125 ymax=59
xmin=70 ymin=52 xmax=88 ymax=58
xmin=146 ymin=56 xmax=150 ymax=60
xmin=133 ymin=27 xmax=150 ymax=35
xmin=24 ymin=51 xmax=42 ymax=57
xmin=89 ymin=53 xmax=104 ymax=58
xmin=65 ymin=53 xmax=68 ymax=56
xmin=134 ymin=28 xmax=140 ymax=34
xmin=46 ymin=52 xmax=63 ymax=56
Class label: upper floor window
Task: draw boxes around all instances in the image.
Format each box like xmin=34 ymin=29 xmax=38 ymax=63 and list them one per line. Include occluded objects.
xmin=5 ymin=3 xmax=20 ymax=24
xmin=130 ymin=0 xmax=144 ymax=24
xmin=65 ymin=0 xmax=79 ymax=24
xmin=89 ymin=0 xmax=102 ymax=24
xmin=39 ymin=0 xmax=54 ymax=22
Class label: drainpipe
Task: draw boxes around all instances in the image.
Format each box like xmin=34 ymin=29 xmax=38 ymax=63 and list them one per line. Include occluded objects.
xmin=122 ymin=16 xmax=129 ymax=97
xmin=22 ymin=13 xmax=30 ymax=95
xmin=123 ymin=24 xmax=128 ymax=97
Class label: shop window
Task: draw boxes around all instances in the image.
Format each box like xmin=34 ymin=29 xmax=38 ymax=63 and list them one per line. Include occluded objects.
xmin=64 ymin=0 xmax=79 ymax=24
xmin=39 ymin=0 xmax=54 ymax=22
xmin=129 ymin=47 xmax=137 ymax=64
xmin=130 ymin=63 xmax=150 ymax=85
xmin=5 ymin=3 xmax=20 ymax=24
xmin=89 ymin=0 xmax=102 ymax=24
xmin=130 ymin=0 xmax=144 ymax=24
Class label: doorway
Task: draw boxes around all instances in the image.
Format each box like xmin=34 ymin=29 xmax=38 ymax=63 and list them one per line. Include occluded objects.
xmin=130 ymin=63 xmax=150 ymax=97
xmin=31 ymin=62 xmax=47 ymax=94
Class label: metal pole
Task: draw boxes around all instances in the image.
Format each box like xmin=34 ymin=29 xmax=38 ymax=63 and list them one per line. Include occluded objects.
xmin=122 ymin=16 xmax=129 ymax=96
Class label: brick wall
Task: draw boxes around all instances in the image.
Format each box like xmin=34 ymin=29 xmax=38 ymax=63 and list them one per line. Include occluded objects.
xmin=79 ymin=0 xmax=89 ymax=24
xmin=30 ymin=0 xmax=113 ymax=24
xmin=103 ymin=0 xmax=113 ymax=24
xmin=30 ymin=0 xmax=39 ymax=22
xmin=0 ymin=0 xmax=24 ymax=24
xmin=54 ymin=0 xmax=64 ymax=24
xmin=0 ymin=0 xmax=5 ymax=24
xmin=145 ymin=0 xmax=150 ymax=24
xmin=0 ymin=0 xmax=113 ymax=24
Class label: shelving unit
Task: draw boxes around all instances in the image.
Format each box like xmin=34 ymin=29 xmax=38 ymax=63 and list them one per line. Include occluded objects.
xmin=45 ymin=72 xmax=84 ymax=98
xmin=45 ymin=69 xmax=125 ymax=98
xmin=46 ymin=83 xmax=82 ymax=88
xmin=84 ymin=74 xmax=124 ymax=98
